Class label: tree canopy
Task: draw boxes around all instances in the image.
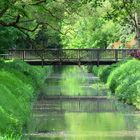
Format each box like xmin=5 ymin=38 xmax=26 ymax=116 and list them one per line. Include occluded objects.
xmin=0 ymin=0 xmax=140 ymax=49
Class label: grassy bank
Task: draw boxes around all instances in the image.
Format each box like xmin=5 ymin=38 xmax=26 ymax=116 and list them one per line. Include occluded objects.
xmin=0 ymin=60 xmax=52 ymax=139
xmin=92 ymin=58 xmax=140 ymax=109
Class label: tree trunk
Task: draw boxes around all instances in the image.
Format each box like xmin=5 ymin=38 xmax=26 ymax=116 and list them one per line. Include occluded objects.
xmin=135 ymin=12 xmax=140 ymax=48
xmin=135 ymin=27 xmax=140 ymax=47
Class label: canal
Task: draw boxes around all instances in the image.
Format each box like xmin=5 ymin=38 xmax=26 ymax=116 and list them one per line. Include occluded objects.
xmin=25 ymin=66 xmax=140 ymax=140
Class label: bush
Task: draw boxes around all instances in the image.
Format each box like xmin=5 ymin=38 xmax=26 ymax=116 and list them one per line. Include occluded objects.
xmin=94 ymin=58 xmax=140 ymax=109
xmin=103 ymin=58 xmax=140 ymax=108
xmin=130 ymin=50 xmax=140 ymax=59
xmin=92 ymin=66 xmax=99 ymax=76
xmin=107 ymin=59 xmax=140 ymax=93
xmin=93 ymin=60 xmax=128 ymax=83
xmin=92 ymin=66 xmax=105 ymax=76
xmin=115 ymin=73 xmax=140 ymax=104
xmin=98 ymin=66 xmax=111 ymax=83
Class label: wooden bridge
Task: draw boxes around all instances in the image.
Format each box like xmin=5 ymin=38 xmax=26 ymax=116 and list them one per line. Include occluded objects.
xmin=1 ymin=49 xmax=136 ymax=66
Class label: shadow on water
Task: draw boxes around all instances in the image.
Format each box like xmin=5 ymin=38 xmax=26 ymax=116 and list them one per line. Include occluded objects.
xmin=24 ymin=66 xmax=140 ymax=140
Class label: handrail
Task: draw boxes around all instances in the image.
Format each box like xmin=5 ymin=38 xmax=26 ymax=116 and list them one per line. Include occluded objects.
xmin=0 ymin=48 xmax=137 ymax=65
xmin=1 ymin=48 xmax=140 ymax=51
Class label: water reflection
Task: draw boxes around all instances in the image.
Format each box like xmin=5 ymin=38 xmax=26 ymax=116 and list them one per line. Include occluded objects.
xmin=42 ymin=66 xmax=105 ymax=96
xmin=25 ymin=66 xmax=140 ymax=140
xmin=26 ymin=99 xmax=140 ymax=140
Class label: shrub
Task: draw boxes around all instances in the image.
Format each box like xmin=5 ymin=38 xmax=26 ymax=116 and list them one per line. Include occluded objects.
xmin=94 ymin=60 xmax=128 ymax=83
xmin=98 ymin=66 xmax=111 ymax=83
xmin=92 ymin=66 xmax=105 ymax=76
xmin=115 ymin=73 xmax=140 ymax=104
xmin=96 ymin=58 xmax=140 ymax=109
xmin=107 ymin=59 xmax=140 ymax=93
xmin=92 ymin=66 xmax=99 ymax=76
xmin=130 ymin=50 xmax=140 ymax=59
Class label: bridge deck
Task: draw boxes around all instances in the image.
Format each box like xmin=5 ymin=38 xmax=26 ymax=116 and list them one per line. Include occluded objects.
xmin=1 ymin=49 xmax=135 ymax=65
xmin=25 ymin=59 xmax=119 ymax=65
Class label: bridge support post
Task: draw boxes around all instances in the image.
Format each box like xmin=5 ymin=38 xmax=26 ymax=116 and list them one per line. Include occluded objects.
xmin=115 ymin=49 xmax=118 ymax=62
xmin=59 ymin=50 xmax=62 ymax=65
xmin=97 ymin=50 xmax=100 ymax=67
xmin=41 ymin=50 xmax=44 ymax=67
xmin=78 ymin=62 xmax=81 ymax=67
xmin=41 ymin=59 xmax=44 ymax=67
xmin=22 ymin=50 xmax=25 ymax=61
xmin=78 ymin=49 xmax=81 ymax=67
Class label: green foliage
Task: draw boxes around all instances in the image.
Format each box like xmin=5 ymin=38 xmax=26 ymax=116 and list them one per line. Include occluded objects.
xmin=0 ymin=60 xmax=51 ymax=136
xmin=98 ymin=66 xmax=111 ymax=83
xmin=0 ymin=134 xmax=20 ymax=140
xmin=0 ymin=106 xmax=18 ymax=133
xmin=0 ymin=0 xmax=72 ymax=49
xmin=107 ymin=59 xmax=140 ymax=93
xmin=92 ymin=66 xmax=100 ymax=76
xmin=92 ymin=65 xmax=115 ymax=80
xmin=101 ymin=59 xmax=140 ymax=108
xmin=61 ymin=14 xmax=121 ymax=49
xmin=1 ymin=0 xmax=139 ymax=49
xmin=108 ymin=0 xmax=140 ymax=23
xmin=116 ymin=77 xmax=140 ymax=105
xmin=6 ymin=60 xmax=50 ymax=87
xmin=60 ymin=0 xmax=137 ymax=49
xmin=94 ymin=58 xmax=140 ymax=108
xmin=98 ymin=60 xmax=127 ymax=83
xmin=0 ymin=28 xmax=22 ymax=49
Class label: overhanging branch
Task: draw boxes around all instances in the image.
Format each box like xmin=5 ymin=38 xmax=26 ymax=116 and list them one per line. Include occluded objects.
xmin=32 ymin=0 xmax=46 ymax=5
xmin=0 ymin=14 xmax=20 ymax=26
xmin=15 ymin=23 xmax=41 ymax=32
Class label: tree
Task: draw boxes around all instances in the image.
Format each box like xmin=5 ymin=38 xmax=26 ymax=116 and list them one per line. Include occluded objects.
xmin=1 ymin=0 xmax=140 ymax=49
xmin=0 ymin=0 xmax=91 ymax=49
xmin=0 ymin=0 xmax=71 ymax=48
xmin=61 ymin=1 xmax=124 ymax=49
xmin=101 ymin=0 xmax=140 ymax=47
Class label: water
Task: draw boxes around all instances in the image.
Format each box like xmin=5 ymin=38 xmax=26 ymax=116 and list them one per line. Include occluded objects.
xmin=25 ymin=66 xmax=140 ymax=140
xmin=41 ymin=66 xmax=106 ymax=97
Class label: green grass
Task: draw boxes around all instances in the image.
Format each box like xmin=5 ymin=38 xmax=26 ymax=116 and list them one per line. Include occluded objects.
xmin=0 ymin=60 xmax=52 ymax=138
xmin=0 ymin=134 xmax=21 ymax=140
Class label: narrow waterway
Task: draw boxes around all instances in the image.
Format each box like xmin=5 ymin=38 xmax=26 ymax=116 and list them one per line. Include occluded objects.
xmin=25 ymin=66 xmax=140 ymax=140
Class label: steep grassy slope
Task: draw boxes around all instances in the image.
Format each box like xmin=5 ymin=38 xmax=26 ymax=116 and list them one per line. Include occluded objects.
xmin=0 ymin=60 xmax=52 ymax=139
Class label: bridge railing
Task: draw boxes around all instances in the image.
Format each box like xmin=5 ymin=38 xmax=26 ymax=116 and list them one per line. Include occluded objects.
xmin=1 ymin=49 xmax=138 ymax=62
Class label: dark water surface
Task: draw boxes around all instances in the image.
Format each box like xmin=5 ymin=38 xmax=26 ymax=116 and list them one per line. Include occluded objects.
xmin=25 ymin=66 xmax=140 ymax=140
